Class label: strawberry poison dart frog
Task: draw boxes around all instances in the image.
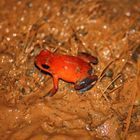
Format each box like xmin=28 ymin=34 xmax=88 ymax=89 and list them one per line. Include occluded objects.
xmin=35 ymin=50 xmax=98 ymax=96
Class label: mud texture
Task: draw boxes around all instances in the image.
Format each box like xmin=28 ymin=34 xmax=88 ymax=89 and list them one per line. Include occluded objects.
xmin=0 ymin=0 xmax=140 ymax=140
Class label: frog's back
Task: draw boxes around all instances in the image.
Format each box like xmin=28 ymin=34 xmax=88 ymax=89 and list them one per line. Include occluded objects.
xmin=50 ymin=54 xmax=92 ymax=83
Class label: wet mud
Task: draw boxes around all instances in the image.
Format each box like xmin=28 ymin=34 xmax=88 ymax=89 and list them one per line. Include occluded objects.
xmin=0 ymin=0 xmax=140 ymax=140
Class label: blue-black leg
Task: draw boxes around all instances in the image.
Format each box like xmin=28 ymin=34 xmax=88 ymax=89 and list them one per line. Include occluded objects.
xmin=74 ymin=75 xmax=98 ymax=92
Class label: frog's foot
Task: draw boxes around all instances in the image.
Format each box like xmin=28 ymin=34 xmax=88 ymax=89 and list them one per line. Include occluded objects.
xmin=44 ymin=88 xmax=57 ymax=97
xmin=74 ymin=75 xmax=98 ymax=92
xmin=78 ymin=52 xmax=98 ymax=64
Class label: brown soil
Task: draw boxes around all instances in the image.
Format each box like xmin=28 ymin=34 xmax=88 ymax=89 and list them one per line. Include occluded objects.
xmin=0 ymin=0 xmax=140 ymax=140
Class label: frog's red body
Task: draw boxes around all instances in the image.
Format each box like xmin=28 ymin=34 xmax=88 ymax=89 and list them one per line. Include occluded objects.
xmin=35 ymin=50 xmax=98 ymax=96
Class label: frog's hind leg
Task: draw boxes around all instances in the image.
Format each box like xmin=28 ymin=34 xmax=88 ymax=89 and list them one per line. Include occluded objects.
xmin=78 ymin=52 xmax=98 ymax=64
xmin=74 ymin=75 xmax=98 ymax=92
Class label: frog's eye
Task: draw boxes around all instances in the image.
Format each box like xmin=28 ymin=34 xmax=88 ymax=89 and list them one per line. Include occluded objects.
xmin=41 ymin=64 xmax=50 ymax=69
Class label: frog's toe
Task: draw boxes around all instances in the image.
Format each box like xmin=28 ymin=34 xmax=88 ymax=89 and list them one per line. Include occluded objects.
xmin=79 ymin=84 xmax=93 ymax=93
xmin=74 ymin=75 xmax=98 ymax=91
xmin=43 ymin=88 xmax=57 ymax=97
xmin=44 ymin=92 xmax=53 ymax=97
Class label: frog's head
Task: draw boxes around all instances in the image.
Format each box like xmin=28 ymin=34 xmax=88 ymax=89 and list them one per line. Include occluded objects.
xmin=35 ymin=50 xmax=52 ymax=71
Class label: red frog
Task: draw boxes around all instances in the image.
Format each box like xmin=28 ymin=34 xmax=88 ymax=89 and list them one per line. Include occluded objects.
xmin=35 ymin=50 xmax=98 ymax=96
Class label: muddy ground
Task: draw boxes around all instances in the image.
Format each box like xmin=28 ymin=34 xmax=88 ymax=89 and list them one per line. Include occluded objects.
xmin=0 ymin=0 xmax=140 ymax=140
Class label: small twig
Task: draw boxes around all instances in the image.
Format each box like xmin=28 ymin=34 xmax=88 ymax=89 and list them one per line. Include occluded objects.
xmin=52 ymin=47 xmax=59 ymax=53
xmin=99 ymin=59 xmax=117 ymax=82
xmin=98 ymin=87 xmax=110 ymax=102
xmin=123 ymin=61 xmax=139 ymax=140
xmin=103 ymin=73 xmax=122 ymax=94
xmin=16 ymin=18 xmax=46 ymax=66
xmin=99 ymin=73 xmax=122 ymax=102
xmin=123 ymin=83 xmax=137 ymax=140
xmin=24 ymin=19 xmax=45 ymax=53
xmin=108 ymin=84 xmax=123 ymax=94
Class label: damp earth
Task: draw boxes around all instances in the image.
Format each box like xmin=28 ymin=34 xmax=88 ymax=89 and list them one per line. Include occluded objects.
xmin=0 ymin=0 xmax=140 ymax=140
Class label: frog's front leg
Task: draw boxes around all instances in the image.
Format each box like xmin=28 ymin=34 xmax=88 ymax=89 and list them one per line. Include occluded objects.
xmin=78 ymin=52 xmax=98 ymax=64
xmin=74 ymin=75 xmax=98 ymax=92
xmin=44 ymin=76 xmax=58 ymax=97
